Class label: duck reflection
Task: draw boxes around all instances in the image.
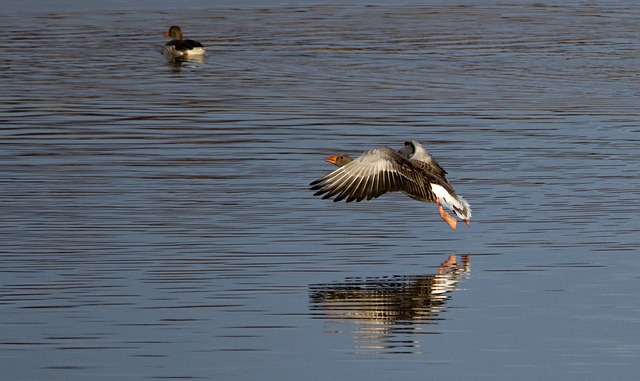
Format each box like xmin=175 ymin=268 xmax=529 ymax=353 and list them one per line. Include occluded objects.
xmin=309 ymin=255 xmax=469 ymax=354
xmin=165 ymin=55 xmax=206 ymax=72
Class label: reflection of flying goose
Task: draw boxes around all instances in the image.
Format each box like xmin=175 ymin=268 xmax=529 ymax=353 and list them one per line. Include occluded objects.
xmin=162 ymin=26 xmax=206 ymax=59
xmin=309 ymin=255 xmax=470 ymax=354
xmin=310 ymin=140 xmax=472 ymax=230
xmin=310 ymin=255 xmax=470 ymax=317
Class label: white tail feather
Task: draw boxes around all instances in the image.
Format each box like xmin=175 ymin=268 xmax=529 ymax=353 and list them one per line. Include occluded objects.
xmin=431 ymin=184 xmax=472 ymax=220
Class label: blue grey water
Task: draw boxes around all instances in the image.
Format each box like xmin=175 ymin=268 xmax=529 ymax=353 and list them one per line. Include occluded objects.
xmin=1 ymin=0 xmax=639 ymax=380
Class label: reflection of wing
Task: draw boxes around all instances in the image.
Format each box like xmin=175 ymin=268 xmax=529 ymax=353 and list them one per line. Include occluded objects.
xmin=309 ymin=255 xmax=470 ymax=354
xmin=310 ymin=275 xmax=443 ymax=323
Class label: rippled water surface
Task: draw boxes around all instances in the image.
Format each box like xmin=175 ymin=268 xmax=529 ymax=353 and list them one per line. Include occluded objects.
xmin=2 ymin=1 xmax=640 ymax=380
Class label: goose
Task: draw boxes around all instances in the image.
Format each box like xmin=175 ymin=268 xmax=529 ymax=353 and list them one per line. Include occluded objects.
xmin=162 ymin=26 xmax=206 ymax=59
xmin=310 ymin=140 xmax=471 ymax=231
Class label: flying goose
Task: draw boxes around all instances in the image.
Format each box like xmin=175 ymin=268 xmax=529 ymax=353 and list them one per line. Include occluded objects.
xmin=162 ymin=26 xmax=206 ymax=59
xmin=310 ymin=140 xmax=471 ymax=230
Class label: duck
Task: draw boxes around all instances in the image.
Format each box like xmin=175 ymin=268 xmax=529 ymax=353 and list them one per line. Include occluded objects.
xmin=310 ymin=140 xmax=471 ymax=231
xmin=162 ymin=25 xmax=206 ymax=59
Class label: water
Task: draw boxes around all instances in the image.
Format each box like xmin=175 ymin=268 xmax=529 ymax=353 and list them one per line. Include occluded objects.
xmin=1 ymin=1 xmax=640 ymax=380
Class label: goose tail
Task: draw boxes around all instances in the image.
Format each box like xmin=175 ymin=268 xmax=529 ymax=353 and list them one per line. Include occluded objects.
xmin=431 ymin=184 xmax=472 ymax=223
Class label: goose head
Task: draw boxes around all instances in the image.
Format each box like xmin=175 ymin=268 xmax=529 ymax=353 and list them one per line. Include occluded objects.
xmin=325 ymin=155 xmax=353 ymax=167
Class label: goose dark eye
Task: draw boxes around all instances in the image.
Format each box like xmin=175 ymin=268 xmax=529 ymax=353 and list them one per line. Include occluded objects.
xmin=404 ymin=141 xmax=410 ymax=146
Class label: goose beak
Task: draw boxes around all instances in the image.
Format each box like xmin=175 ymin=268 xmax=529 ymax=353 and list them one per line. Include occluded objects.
xmin=324 ymin=155 xmax=339 ymax=165
xmin=163 ymin=31 xmax=171 ymax=37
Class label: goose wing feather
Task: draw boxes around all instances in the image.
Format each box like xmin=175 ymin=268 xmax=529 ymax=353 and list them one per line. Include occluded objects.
xmin=310 ymin=146 xmax=445 ymax=203
xmin=410 ymin=158 xmax=448 ymax=183
xmin=400 ymin=140 xmax=449 ymax=181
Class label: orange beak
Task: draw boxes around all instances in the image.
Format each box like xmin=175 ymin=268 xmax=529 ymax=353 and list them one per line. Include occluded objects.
xmin=163 ymin=31 xmax=170 ymax=37
xmin=324 ymin=155 xmax=338 ymax=165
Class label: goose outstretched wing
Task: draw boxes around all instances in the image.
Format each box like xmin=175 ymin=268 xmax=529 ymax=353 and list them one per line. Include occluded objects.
xmin=310 ymin=146 xmax=445 ymax=203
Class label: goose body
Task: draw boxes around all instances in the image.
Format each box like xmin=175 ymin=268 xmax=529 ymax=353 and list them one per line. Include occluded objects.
xmin=162 ymin=25 xmax=206 ymax=59
xmin=310 ymin=141 xmax=471 ymax=230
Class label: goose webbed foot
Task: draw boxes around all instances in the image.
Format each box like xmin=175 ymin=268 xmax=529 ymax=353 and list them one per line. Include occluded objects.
xmin=437 ymin=199 xmax=457 ymax=231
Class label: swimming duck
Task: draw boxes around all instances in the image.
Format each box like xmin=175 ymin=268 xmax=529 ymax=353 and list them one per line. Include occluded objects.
xmin=310 ymin=140 xmax=471 ymax=231
xmin=162 ymin=25 xmax=206 ymax=59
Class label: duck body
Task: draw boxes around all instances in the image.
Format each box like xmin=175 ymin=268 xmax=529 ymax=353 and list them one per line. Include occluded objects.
xmin=310 ymin=141 xmax=471 ymax=230
xmin=162 ymin=25 xmax=206 ymax=59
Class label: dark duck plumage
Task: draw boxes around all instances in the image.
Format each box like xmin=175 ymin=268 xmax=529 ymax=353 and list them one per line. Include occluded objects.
xmin=162 ymin=25 xmax=206 ymax=59
xmin=310 ymin=140 xmax=471 ymax=231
